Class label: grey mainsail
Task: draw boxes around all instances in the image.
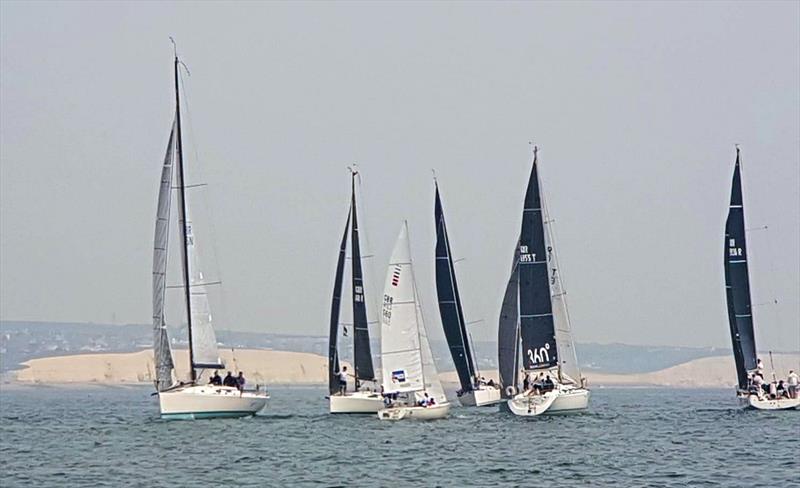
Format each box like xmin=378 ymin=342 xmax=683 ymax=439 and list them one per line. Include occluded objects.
xmin=434 ymin=182 xmax=476 ymax=394
xmin=724 ymin=148 xmax=757 ymax=390
xmin=328 ymin=210 xmax=351 ymax=394
xmin=152 ymin=119 xmax=177 ymax=391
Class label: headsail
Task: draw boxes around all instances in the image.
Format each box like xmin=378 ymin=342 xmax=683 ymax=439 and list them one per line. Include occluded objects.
xmin=328 ymin=210 xmax=351 ymax=394
xmin=543 ymin=196 xmax=581 ymax=383
xmin=434 ymin=182 xmax=476 ymax=393
xmin=350 ymin=176 xmax=375 ymax=384
xmin=152 ymin=119 xmax=177 ymax=391
xmin=518 ymin=148 xmax=558 ymax=370
xmin=380 ymin=223 xmax=424 ymax=394
xmin=497 ymin=244 xmax=520 ymax=398
xmin=724 ymin=148 xmax=757 ymax=389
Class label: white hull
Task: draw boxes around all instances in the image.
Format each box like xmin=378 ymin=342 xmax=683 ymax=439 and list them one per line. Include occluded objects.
xmin=457 ymin=386 xmax=503 ymax=407
xmin=740 ymin=394 xmax=800 ymax=411
xmin=159 ymin=385 xmax=268 ymax=419
xmin=329 ymin=391 xmax=384 ymax=414
xmin=508 ymin=386 xmax=590 ymax=416
xmin=377 ymin=402 xmax=450 ymax=421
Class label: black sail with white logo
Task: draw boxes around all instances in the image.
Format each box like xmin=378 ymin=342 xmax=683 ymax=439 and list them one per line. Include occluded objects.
xmin=724 ymin=148 xmax=757 ymax=390
xmin=434 ymin=182 xmax=477 ymax=393
xmin=518 ymin=149 xmax=558 ymax=370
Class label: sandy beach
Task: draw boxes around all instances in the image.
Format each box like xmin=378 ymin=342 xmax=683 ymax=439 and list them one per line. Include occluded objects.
xmin=9 ymin=349 xmax=799 ymax=388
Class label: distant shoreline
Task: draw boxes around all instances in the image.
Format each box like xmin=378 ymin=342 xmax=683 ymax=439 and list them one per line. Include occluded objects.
xmin=7 ymin=348 xmax=798 ymax=389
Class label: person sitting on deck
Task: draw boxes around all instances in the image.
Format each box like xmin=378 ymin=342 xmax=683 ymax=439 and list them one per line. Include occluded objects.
xmin=419 ymin=392 xmax=431 ymax=407
xmin=338 ymin=367 xmax=348 ymax=395
xmin=487 ymin=379 xmax=495 ymax=388
xmin=428 ymin=396 xmax=436 ymax=406
xmin=222 ymin=371 xmax=236 ymax=387
xmin=209 ymin=371 xmax=222 ymax=385
xmin=543 ymin=376 xmax=554 ymax=392
xmin=776 ymin=380 xmax=788 ymax=399
xmin=236 ymin=372 xmax=246 ymax=391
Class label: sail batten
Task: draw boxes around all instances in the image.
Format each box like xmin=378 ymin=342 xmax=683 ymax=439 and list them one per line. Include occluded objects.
xmin=434 ymin=183 xmax=477 ymax=393
xmin=724 ymin=149 xmax=757 ymax=390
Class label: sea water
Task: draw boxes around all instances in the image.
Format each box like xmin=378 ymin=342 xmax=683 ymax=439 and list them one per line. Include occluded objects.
xmin=0 ymin=386 xmax=797 ymax=487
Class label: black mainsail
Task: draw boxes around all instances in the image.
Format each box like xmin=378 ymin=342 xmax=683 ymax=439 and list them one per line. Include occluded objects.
xmin=518 ymin=147 xmax=558 ymax=371
xmin=434 ymin=181 xmax=477 ymax=394
xmin=724 ymin=148 xmax=757 ymax=390
xmin=350 ymin=175 xmax=375 ymax=386
xmin=327 ymin=171 xmax=376 ymax=394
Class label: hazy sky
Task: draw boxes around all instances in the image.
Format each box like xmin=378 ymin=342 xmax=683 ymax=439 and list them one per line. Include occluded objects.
xmin=1 ymin=1 xmax=798 ymax=350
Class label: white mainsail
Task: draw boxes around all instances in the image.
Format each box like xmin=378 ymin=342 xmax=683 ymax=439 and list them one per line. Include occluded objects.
xmin=381 ymin=224 xmax=424 ymax=393
xmin=542 ymin=196 xmax=581 ymax=383
xmin=380 ymin=223 xmax=445 ymax=402
xmin=152 ymin=120 xmax=177 ymax=391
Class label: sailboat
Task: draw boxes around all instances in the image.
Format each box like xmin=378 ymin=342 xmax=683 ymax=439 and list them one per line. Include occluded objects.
xmin=498 ymin=147 xmax=589 ymax=416
xmin=434 ymin=179 xmax=501 ymax=406
xmin=327 ymin=169 xmax=383 ymax=414
xmin=723 ymin=148 xmax=799 ymax=411
xmin=152 ymin=52 xmax=268 ymax=419
xmin=377 ymin=223 xmax=451 ymax=420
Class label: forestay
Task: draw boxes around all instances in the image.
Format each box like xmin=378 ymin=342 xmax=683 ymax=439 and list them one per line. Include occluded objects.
xmin=152 ymin=119 xmax=177 ymax=391
xmin=724 ymin=148 xmax=757 ymax=390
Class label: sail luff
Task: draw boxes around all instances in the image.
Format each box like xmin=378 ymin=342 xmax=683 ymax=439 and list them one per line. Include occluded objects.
xmin=724 ymin=148 xmax=757 ymax=389
xmin=350 ymin=175 xmax=375 ymax=384
xmin=328 ymin=209 xmax=351 ymax=394
xmin=518 ymin=148 xmax=558 ymax=371
xmin=172 ymin=55 xmax=197 ymax=382
xmin=152 ymin=119 xmax=177 ymax=391
xmin=434 ymin=183 xmax=476 ymax=393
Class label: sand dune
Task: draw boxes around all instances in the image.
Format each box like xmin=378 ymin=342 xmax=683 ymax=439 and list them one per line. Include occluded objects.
xmin=11 ymin=349 xmax=799 ymax=388
xmin=13 ymin=349 xmax=348 ymax=386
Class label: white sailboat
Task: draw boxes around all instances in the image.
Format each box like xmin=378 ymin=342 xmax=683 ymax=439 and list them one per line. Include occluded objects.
xmin=723 ymin=148 xmax=799 ymax=411
xmin=327 ymin=169 xmax=383 ymax=414
xmin=500 ymin=147 xmax=589 ymax=417
xmin=377 ymin=223 xmax=450 ymax=421
xmin=152 ymin=51 xmax=268 ymax=419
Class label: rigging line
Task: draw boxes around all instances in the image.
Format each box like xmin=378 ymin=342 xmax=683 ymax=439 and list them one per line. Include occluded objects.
xmin=178 ymin=63 xmax=230 ymax=334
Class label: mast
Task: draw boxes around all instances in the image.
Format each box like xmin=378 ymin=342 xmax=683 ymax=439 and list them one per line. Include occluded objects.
xmin=434 ymin=180 xmax=477 ymax=393
xmin=350 ymin=170 xmax=376 ymax=387
xmin=173 ymin=54 xmax=196 ymax=383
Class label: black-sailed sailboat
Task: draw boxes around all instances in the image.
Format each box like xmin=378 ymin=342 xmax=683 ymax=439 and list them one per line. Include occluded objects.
xmin=724 ymin=148 xmax=798 ymax=410
xmin=434 ymin=179 xmax=501 ymax=406
xmin=328 ymin=169 xmax=383 ymax=413
xmin=498 ymin=146 xmax=589 ymax=416
xmin=153 ymin=46 xmax=268 ymax=419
